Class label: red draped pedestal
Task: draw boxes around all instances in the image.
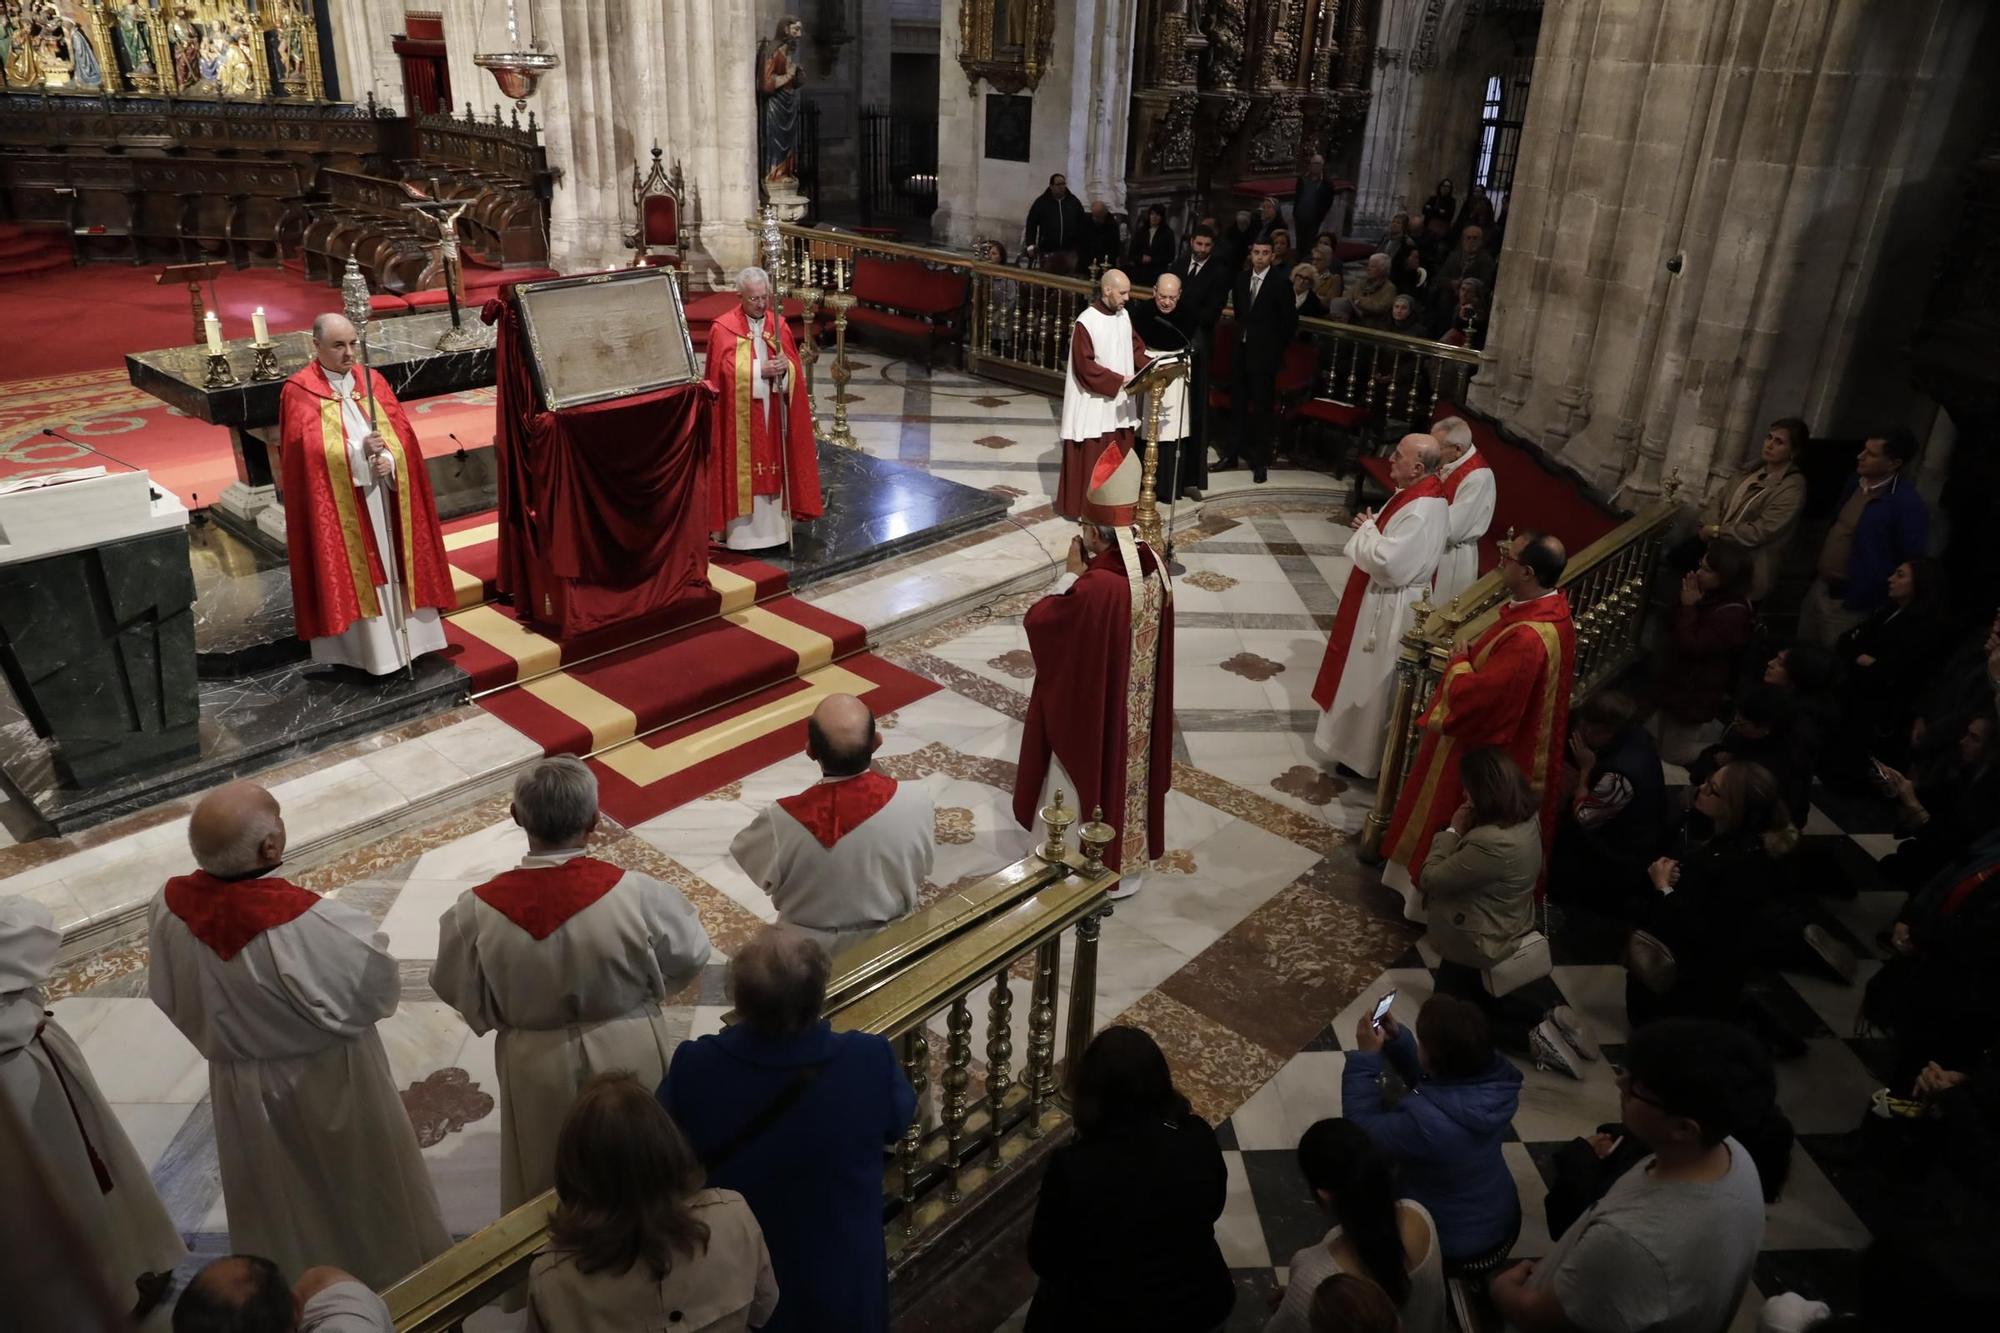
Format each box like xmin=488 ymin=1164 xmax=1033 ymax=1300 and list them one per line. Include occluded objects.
xmin=486 ymin=296 xmax=713 ymax=640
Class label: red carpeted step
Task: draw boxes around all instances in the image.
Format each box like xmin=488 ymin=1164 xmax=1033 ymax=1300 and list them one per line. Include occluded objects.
xmin=0 ymin=250 xmax=69 ymax=278
xmin=0 ymin=233 xmax=61 ymax=259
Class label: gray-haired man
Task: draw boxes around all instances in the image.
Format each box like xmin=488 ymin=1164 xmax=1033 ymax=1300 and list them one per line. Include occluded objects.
xmin=431 ymin=756 xmax=710 ymax=1220
xmin=702 ymin=265 xmax=824 ymax=549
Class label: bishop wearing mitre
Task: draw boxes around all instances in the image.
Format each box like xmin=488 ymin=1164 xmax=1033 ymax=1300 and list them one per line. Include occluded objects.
xmin=1013 ymin=442 xmax=1175 ymax=899
xmin=1311 ymin=434 xmax=1450 ymax=778
xmin=1056 ymin=268 xmax=1151 ymax=520
xmin=279 ymin=313 xmax=454 ymax=674
xmin=705 ymin=265 xmax=823 ymax=550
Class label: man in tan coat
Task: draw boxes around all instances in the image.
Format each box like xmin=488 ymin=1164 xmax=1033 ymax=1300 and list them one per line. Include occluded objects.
xmin=1694 ymin=417 xmax=1809 ymax=601
xmin=148 ymin=782 xmax=449 ymax=1289
xmin=431 ymin=756 xmax=711 ymax=1220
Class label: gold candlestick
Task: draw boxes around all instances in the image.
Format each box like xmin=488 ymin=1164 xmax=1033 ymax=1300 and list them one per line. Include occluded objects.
xmin=1136 ymin=379 xmax=1167 ymax=553
xmin=250 ymin=342 xmax=281 ymax=381
xmin=824 ymin=291 xmax=859 ymax=451
xmin=203 ymin=352 xmax=238 ymax=389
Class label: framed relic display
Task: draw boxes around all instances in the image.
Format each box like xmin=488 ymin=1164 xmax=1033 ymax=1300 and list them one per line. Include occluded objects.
xmin=513 ymin=267 xmax=699 ymax=412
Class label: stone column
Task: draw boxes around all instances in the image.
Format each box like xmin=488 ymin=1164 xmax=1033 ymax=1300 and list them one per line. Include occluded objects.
xmin=324 ymin=0 xmax=407 ymax=108
xmin=438 ymin=1 xmax=759 ymax=281
xmin=1351 ymin=0 xmax=1436 ymax=233
xmin=1471 ymin=0 xmax=1991 ymax=503
xmin=1076 ymin=0 xmax=1140 ymax=211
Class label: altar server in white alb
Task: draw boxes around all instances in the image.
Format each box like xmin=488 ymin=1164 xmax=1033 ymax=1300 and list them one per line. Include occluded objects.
xmin=432 ymin=756 xmax=712 ymax=1219
xmin=1310 ymin=434 xmax=1451 ymax=777
xmin=1 ymin=895 xmax=186 ymax=1315
xmin=1430 ymin=416 xmax=1497 ymax=606
xmin=1055 ymin=267 xmax=1151 ymax=520
xmin=147 ymin=781 xmax=449 ymax=1289
xmin=730 ymin=693 xmax=934 ymax=954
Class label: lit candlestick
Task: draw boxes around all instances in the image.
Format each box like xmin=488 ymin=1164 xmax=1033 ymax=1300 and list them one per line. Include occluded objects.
xmin=204 ymin=311 xmax=223 ymax=355
xmin=251 ymin=307 xmax=269 ymax=345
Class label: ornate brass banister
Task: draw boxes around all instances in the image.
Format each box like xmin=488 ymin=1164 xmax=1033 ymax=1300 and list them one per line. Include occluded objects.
xmin=1359 ymin=488 xmax=1684 ymax=856
xmin=383 ymin=819 xmax=1119 ymax=1331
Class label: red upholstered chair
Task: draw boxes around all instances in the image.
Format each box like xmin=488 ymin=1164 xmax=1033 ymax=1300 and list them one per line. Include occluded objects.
xmin=845 ymin=257 xmax=969 ymax=368
xmin=1207 ymin=321 xmax=1237 ymax=412
xmin=627 ymin=144 xmax=686 ymax=275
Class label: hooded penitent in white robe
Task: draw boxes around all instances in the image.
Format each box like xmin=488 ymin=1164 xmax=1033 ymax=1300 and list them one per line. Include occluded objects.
xmin=729 ymin=772 xmax=934 ymax=957
xmin=430 ymin=849 xmax=712 ymax=1216
xmin=1432 ymin=446 xmax=1496 ymax=606
xmin=1311 ymin=479 xmax=1451 ymax=777
xmin=0 ymin=896 xmax=186 ymax=1310
xmin=147 ymin=872 xmax=450 ymax=1289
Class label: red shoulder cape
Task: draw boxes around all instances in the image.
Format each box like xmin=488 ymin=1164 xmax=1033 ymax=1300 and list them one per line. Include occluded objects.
xmin=776 ymin=771 xmax=900 ymax=848
xmin=1311 ymin=475 xmax=1448 ymax=710
xmin=703 ymin=306 xmax=823 ymax=529
xmin=1383 ymin=591 xmax=1577 ymax=884
xmin=472 ymin=856 xmax=626 ymax=941
xmin=1011 ymin=542 xmax=1175 ymax=871
xmin=278 ymin=361 xmax=456 ymax=640
xmin=163 ymin=871 xmax=320 ymax=961
xmin=1441 ymin=449 xmax=1490 ymax=500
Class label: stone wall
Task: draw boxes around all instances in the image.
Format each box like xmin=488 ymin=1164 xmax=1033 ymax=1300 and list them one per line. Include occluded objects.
xmin=324 ymin=0 xmax=408 ymax=109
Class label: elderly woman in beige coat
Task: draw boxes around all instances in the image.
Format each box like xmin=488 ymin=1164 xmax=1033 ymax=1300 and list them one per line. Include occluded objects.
xmin=1696 ymin=417 xmax=1810 ymax=601
xmin=1419 ymin=749 xmax=1595 ymax=1077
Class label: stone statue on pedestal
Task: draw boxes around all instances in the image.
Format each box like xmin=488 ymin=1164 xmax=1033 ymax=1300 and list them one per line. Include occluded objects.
xmin=757 ymin=14 xmax=809 ymax=219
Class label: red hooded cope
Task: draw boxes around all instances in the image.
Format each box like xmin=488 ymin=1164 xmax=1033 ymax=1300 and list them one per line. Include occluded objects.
xmin=703 ymin=303 xmax=823 ymax=530
xmin=1011 ymin=541 xmax=1175 ymax=871
xmin=277 ymin=362 xmax=456 ymax=640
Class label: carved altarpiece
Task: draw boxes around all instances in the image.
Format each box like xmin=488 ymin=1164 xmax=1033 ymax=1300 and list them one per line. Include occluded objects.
xmin=0 ymin=0 xmax=324 ymax=100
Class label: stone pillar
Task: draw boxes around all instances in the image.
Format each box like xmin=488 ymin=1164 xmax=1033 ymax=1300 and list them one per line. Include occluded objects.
xmin=437 ymin=1 xmax=759 ymax=280
xmin=1351 ymin=0 xmax=1437 ymax=233
xmin=1076 ymin=0 xmax=1140 ymax=211
xmin=324 ymin=0 xmax=407 ymax=108
xmin=1472 ymin=0 xmax=1992 ymax=503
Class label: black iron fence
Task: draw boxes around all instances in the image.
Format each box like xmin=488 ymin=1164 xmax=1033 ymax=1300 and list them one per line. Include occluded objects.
xmin=860 ymin=106 xmax=939 ymax=224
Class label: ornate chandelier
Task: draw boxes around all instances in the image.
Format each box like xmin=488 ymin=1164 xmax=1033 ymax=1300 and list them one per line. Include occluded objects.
xmin=474 ymin=0 xmax=560 ymax=114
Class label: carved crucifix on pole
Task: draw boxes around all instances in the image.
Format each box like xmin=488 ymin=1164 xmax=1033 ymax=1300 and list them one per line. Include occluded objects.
xmin=401 ymin=179 xmax=484 ymax=351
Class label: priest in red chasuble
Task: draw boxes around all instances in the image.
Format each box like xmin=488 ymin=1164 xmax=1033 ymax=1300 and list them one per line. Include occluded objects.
xmin=1381 ymin=532 xmax=1576 ymax=915
xmin=278 ymin=313 xmax=454 ymax=674
xmin=1012 ymin=441 xmax=1175 ymax=899
xmin=1056 ymin=267 xmax=1151 ymax=520
xmin=704 ymin=265 xmax=823 ymax=550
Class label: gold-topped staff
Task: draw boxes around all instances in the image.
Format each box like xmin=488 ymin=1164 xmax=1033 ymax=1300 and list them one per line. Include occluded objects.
xmin=341 ymin=259 xmax=416 ymax=679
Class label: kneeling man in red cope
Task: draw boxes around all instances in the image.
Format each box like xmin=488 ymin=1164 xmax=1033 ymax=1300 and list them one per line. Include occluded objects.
xmin=1012 ymin=442 xmax=1175 ymax=898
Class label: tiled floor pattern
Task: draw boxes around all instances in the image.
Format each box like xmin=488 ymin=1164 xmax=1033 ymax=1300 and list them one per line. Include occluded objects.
xmin=14 ymin=349 xmax=1884 ymax=1328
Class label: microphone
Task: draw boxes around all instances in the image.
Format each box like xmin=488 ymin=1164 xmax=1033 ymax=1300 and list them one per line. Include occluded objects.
xmin=448 ymin=432 xmax=469 ymax=477
xmin=40 ymin=427 xmax=161 ymax=501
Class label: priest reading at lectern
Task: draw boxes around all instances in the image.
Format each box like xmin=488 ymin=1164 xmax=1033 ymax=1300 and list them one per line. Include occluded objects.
xmin=705 ymin=265 xmax=824 ymax=550
xmin=278 ymin=314 xmax=453 ymax=674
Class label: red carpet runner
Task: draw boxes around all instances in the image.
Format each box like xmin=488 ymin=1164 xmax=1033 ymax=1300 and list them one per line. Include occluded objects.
xmin=436 ymin=517 xmax=937 ymax=826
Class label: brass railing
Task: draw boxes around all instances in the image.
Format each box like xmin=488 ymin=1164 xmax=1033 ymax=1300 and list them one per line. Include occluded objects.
xmin=763 ymin=219 xmax=1481 ymax=422
xmin=1359 ymin=482 xmax=1684 ymax=856
xmin=383 ymin=800 xmax=1120 ymax=1331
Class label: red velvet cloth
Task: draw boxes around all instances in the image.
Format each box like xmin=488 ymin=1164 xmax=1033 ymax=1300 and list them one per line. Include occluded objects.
xmin=163 ymin=872 xmax=319 ymax=961
xmin=486 ymin=295 xmax=713 ymax=640
xmin=472 ymin=856 xmax=625 ymax=940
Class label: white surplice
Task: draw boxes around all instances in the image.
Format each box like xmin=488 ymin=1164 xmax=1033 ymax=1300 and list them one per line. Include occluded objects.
xmin=1314 ymin=492 xmax=1450 ymax=777
xmin=311 ymin=368 xmax=446 ymax=674
xmin=429 ymin=849 xmax=712 ymax=1216
xmin=729 ymin=777 xmax=935 ymax=957
xmin=0 ymin=897 xmax=186 ymax=1305
xmin=723 ymin=314 xmax=792 ymax=551
xmin=1432 ymin=447 xmax=1497 ymax=606
xmin=146 ymin=889 xmax=449 ymax=1289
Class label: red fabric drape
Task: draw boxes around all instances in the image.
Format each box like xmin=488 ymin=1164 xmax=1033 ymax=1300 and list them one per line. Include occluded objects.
xmin=485 ymin=295 xmax=714 ymax=639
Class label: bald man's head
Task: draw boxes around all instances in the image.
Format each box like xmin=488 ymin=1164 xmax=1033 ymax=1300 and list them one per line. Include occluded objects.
xmin=806 ymin=693 xmax=878 ymax=778
xmin=187 ymin=781 xmax=286 ymax=879
xmin=174 ymin=1254 xmax=295 ymax=1332
xmin=1099 ymin=267 xmax=1132 ymax=312
xmin=1153 ymin=271 xmax=1182 ymax=314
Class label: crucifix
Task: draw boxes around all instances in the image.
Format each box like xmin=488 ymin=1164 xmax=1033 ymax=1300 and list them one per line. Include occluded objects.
xmin=401 ymin=178 xmax=484 ymax=351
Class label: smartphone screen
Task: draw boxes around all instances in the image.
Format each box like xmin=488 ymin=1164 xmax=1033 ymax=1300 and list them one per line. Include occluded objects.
xmin=1370 ymin=990 xmax=1397 ymax=1028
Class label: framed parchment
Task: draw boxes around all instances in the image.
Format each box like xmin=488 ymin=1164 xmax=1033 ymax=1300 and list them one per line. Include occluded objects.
xmin=514 ymin=268 xmax=698 ymax=411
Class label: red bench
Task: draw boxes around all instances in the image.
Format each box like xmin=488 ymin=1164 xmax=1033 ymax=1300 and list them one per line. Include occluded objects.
xmin=368 ymin=258 xmax=559 ymax=316
xmin=844 ymin=256 xmax=969 ymax=366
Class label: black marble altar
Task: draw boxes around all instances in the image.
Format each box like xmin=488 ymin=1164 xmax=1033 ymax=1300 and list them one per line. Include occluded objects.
xmin=0 ymin=528 xmax=200 ymax=790
xmin=773 ymin=444 xmax=1010 ymax=587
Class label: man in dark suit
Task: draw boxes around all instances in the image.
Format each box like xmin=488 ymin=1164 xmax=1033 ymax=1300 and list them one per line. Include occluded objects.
xmin=1023 ymin=173 xmax=1087 ymax=274
xmin=1293 ymin=153 xmax=1337 ymax=251
xmin=1217 ymin=238 xmax=1298 ymax=485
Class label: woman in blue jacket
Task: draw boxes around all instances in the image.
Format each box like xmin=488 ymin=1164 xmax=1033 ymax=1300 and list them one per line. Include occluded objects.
xmin=1343 ymin=994 xmax=1522 ymax=1270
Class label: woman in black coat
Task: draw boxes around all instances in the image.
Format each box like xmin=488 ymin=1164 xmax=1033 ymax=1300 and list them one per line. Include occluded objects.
xmin=1128 ymin=204 xmax=1178 ymax=285
xmin=1025 ymin=1026 xmax=1233 ymax=1333
xmin=1833 ymin=558 xmax=1952 ymax=773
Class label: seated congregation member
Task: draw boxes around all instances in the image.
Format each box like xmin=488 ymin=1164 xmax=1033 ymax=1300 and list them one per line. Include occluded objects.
xmin=729 ymin=694 xmax=932 ymax=952
xmin=1385 ymin=293 xmax=1426 ymax=340
xmin=1308 ymin=1276 xmax=1405 ymax=1333
xmin=1293 ymin=261 xmax=1327 ymax=319
xmin=1627 ymin=762 xmax=1796 ymax=1030
xmin=1267 ymin=1119 xmax=1445 ymax=1333
xmin=1866 ymin=828 xmax=2000 ymax=1089
xmin=1654 ymin=538 xmax=1755 ymax=762
xmin=1488 ymin=1020 xmax=1769 ymax=1333
xmin=432 ymin=756 xmax=712 ymax=1220
xmin=1762 ymin=640 xmax=1843 ymax=771
xmin=1270 ymin=226 xmax=1295 ymax=272
xmin=173 ymin=1255 xmax=395 ymax=1333
xmin=1692 ymin=418 xmax=1810 ymax=601
xmin=1547 ymin=691 xmax=1667 ymax=918
xmin=529 ymin=1074 xmax=777 ymax=1333
xmin=2 ymin=895 xmax=184 ymax=1317
xmin=1832 ymin=557 xmax=1951 ymax=774
xmin=1310 ymin=234 xmax=1345 ymax=305
xmin=1025 ymin=1026 xmax=1233 ymax=1333
xmin=1341 ymin=997 xmax=1523 ymax=1270
xmin=1873 ymin=707 xmax=2000 ymax=894
xmin=1414 ymin=749 xmax=1597 ymax=1074
xmin=1436 ymin=278 xmax=1488 ymax=350
xmin=1390 ymin=240 xmax=1427 ymax=299
xmin=1687 ymin=684 xmax=1812 ymax=827
xmin=1350 ymin=253 xmax=1400 ymax=328
xmin=659 ymin=928 xmax=914 ymax=1333
xmin=149 ymin=782 xmax=449 ymax=1289
xmin=1903 ymin=610 xmax=2000 ymax=778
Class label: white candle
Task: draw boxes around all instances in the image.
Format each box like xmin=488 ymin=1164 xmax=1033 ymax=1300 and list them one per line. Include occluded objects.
xmin=251 ymin=307 xmax=269 ymax=345
xmin=204 ymin=310 xmax=223 ymax=355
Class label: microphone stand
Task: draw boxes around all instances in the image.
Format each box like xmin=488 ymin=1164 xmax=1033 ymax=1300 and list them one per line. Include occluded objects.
xmin=354 ymin=340 xmax=416 ymax=679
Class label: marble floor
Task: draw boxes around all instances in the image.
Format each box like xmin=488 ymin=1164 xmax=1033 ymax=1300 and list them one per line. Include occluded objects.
xmin=4 ymin=350 xmax=1884 ymax=1331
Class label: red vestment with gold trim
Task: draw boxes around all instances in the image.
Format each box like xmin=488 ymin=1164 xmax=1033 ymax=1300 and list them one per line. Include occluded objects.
xmin=702 ymin=305 xmax=822 ymax=530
